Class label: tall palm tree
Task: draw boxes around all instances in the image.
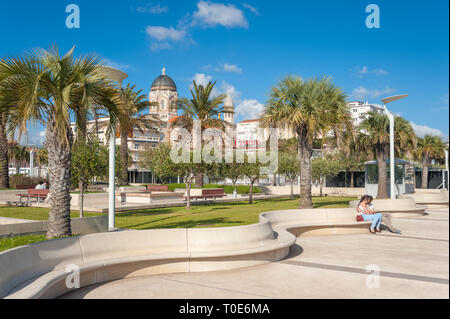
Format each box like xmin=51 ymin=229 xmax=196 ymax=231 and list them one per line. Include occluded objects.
xmin=0 ymin=45 xmax=119 ymax=239
xmin=359 ymin=112 xmax=416 ymax=198
xmin=262 ymin=76 xmax=350 ymax=208
xmin=114 ymin=83 xmax=158 ymax=186
xmin=172 ymin=80 xmax=226 ymax=187
xmin=0 ymin=111 xmax=10 ymax=187
xmin=416 ymin=135 xmax=445 ymax=189
xmin=13 ymin=144 xmax=29 ymax=175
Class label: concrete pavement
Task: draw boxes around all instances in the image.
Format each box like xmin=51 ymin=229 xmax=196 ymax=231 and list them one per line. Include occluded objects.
xmin=60 ymin=208 xmax=449 ymax=299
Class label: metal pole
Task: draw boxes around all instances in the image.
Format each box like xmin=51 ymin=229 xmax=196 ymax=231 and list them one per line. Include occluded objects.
xmin=445 ymin=149 xmax=449 ymax=191
xmin=389 ymin=111 xmax=395 ymax=199
xmin=108 ymin=128 xmax=116 ymax=230
xmin=29 ymin=149 xmax=34 ymax=177
xmin=384 ymin=104 xmax=396 ymax=199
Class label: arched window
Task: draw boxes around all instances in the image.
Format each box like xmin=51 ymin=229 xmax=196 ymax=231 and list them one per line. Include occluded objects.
xmin=160 ymin=99 xmax=166 ymax=110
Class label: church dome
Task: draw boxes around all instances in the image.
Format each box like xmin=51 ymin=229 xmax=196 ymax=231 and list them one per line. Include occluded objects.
xmin=151 ymin=68 xmax=177 ymax=91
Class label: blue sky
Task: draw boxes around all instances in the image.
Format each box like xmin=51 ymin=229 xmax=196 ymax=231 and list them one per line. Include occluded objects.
xmin=1 ymin=0 xmax=448 ymax=146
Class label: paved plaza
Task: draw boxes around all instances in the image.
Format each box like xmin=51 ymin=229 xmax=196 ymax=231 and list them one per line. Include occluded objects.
xmin=61 ymin=208 xmax=449 ymax=299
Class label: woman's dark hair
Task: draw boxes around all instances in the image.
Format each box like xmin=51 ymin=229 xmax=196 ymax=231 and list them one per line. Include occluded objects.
xmin=359 ymin=195 xmax=369 ymax=205
xmin=367 ymin=195 xmax=374 ymax=203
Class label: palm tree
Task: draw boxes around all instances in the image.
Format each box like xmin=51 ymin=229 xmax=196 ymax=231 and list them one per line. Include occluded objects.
xmin=416 ymin=135 xmax=445 ymax=189
xmin=262 ymin=76 xmax=350 ymax=208
xmin=0 ymin=111 xmax=10 ymax=187
xmin=359 ymin=112 xmax=416 ymax=198
xmin=13 ymin=144 xmax=29 ymax=175
xmin=172 ymin=80 xmax=226 ymax=187
xmin=0 ymin=45 xmax=119 ymax=239
xmin=114 ymin=83 xmax=159 ymax=186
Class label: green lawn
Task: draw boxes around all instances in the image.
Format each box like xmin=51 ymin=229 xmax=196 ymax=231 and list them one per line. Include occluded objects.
xmin=0 ymin=206 xmax=101 ymax=220
xmin=0 ymin=197 xmax=356 ymax=252
xmin=0 ymin=234 xmax=47 ymax=252
xmin=0 ymin=196 xmax=356 ymax=230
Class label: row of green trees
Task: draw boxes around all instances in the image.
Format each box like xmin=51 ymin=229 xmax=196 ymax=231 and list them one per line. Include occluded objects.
xmin=0 ymin=46 xmax=151 ymax=239
xmin=0 ymin=45 xmax=447 ymax=239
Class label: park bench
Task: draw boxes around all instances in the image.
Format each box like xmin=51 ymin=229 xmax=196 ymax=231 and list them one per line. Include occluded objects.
xmin=146 ymin=185 xmax=169 ymax=192
xmin=16 ymin=189 xmax=49 ymax=205
xmin=184 ymin=188 xmax=226 ymax=201
xmin=15 ymin=185 xmax=36 ymax=190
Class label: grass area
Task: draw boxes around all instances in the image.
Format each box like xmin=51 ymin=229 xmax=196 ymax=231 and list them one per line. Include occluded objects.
xmin=0 ymin=206 xmax=102 ymax=220
xmin=0 ymin=196 xmax=356 ymax=252
xmin=114 ymin=196 xmax=356 ymax=230
xmin=0 ymin=234 xmax=47 ymax=252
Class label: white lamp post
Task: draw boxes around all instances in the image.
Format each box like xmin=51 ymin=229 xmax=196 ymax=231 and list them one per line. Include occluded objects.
xmin=29 ymin=147 xmax=34 ymax=177
xmin=445 ymin=148 xmax=449 ymax=191
xmin=381 ymin=94 xmax=408 ymax=199
xmin=100 ymin=67 xmax=128 ymax=231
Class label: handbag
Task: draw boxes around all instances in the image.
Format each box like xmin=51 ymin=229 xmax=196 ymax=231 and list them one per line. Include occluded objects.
xmin=356 ymin=215 xmax=364 ymax=222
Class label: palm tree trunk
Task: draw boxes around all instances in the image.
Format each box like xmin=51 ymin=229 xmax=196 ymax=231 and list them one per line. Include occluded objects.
xmin=78 ymin=182 xmax=85 ymax=218
xmin=319 ymin=175 xmax=323 ymax=197
xmin=0 ymin=113 xmax=10 ymax=188
xmin=45 ymin=118 xmax=73 ymax=239
xmin=376 ymin=147 xmax=389 ymax=199
xmin=421 ymin=159 xmax=429 ymax=189
xmin=298 ymin=130 xmax=313 ymax=208
xmin=290 ymin=179 xmax=294 ymax=200
xmin=194 ymin=172 xmax=204 ymax=188
xmin=350 ymin=171 xmax=354 ymax=188
xmin=119 ymin=127 xmax=129 ymax=186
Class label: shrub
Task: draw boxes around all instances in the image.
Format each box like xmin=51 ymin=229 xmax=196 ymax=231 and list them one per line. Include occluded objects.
xmin=8 ymin=175 xmax=49 ymax=189
xmin=163 ymin=183 xmax=262 ymax=195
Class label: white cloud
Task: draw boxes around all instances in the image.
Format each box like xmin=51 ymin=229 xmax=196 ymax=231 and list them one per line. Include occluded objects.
xmin=220 ymin=81 xmax=241 ymax=100
xmin=235 ymin=99 xmax=264 ymax=119
xmin=192 ymin=1 xmax=248 ymax=28
xmin=150 ymin=42 xmax=173 ymax=51
xmin=145 ymin=26 xmax=186 ymax=41
xmin=135 ymin=3 xmax=168 ymax=14
xmin=351 ymin=86 xmax=395 ymax=100
xmin=218 ymin=63 xmax=242 ymax=73
xmin=192 ymin=73 xmax=213 ymax=87
xmin=411 ymin=122 xmax=448 ymax=139
xmin=352 ymin=65 xmax=388 ymax=78
xmin=242 ymin=3 xmax=259 ymax=15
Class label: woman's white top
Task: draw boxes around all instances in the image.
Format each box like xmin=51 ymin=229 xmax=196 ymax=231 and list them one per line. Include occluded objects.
xmin=357 ymin=204 xmax=364 ymax=215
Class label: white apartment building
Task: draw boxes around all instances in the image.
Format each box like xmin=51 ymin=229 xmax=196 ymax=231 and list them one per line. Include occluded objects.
xmin=348 ymin=101 xmax=385 ymax=126
xmin=235 ymin=119 xmax=296 ymax=150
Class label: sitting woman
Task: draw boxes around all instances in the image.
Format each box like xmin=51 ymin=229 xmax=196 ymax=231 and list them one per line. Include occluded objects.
xmin=356 ymin=195 xmax=383 ymax=234
xmin=366 ymin=195 xmax=402 ymax=234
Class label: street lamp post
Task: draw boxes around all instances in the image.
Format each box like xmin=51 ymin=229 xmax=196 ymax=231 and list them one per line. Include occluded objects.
xmin=101 ymin=67 xmax=128 ymax=231
xmin=381 ymin=94 xmax=408 ymax=199
xmin=445 ymin=148 xmax=449 ymax=191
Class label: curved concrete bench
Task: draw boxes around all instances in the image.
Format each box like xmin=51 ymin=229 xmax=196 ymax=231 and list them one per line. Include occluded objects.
xmin=349 ymin=198 xmax=427 ymax=217
xmin=1 ymin=208 xmax=372 ymax=299
xmin=400 ymin=189 xmax=449 ymax=208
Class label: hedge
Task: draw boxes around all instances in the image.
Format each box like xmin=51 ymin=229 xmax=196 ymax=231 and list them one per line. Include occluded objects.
xmin=164 ymin=183 xmax=262 ymax=195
